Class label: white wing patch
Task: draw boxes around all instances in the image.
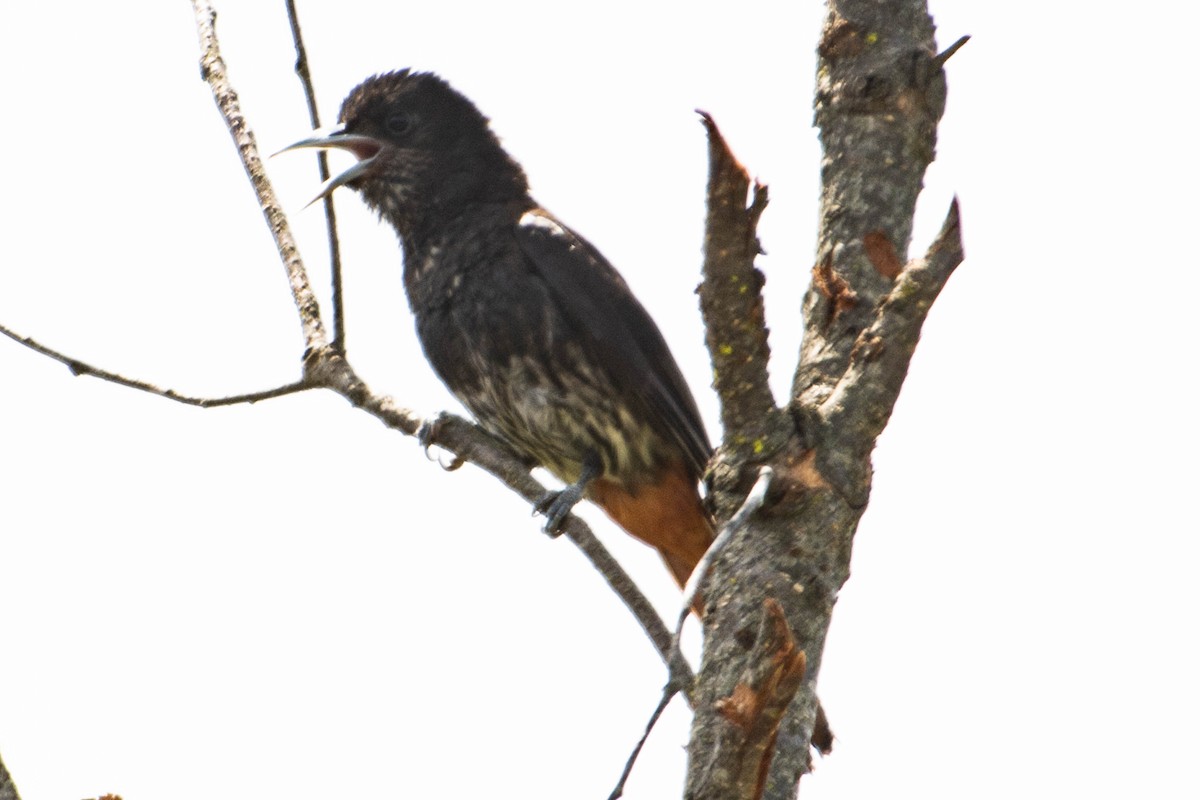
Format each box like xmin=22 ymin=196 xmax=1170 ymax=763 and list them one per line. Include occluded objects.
xmin=519 ymin=209 xmax=563 ymax=234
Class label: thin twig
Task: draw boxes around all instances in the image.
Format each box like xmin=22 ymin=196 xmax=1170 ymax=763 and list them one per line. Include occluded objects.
xmin=284 ymin=0 xmax=346 ymax=354
xmin=679 ymin=465 xmax=774 ymax=630
xmin=934 ymin=34 xmax=971 ymax=68
xmin=0 ymin=322 xmax=311 ymax=407
xmin=607 ymin=686 xmax=677 ymax=800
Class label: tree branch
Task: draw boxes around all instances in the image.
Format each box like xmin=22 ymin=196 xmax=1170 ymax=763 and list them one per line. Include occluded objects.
xmin=191 ymin=0 xmax=327 ymax=354
xmin=283 ymin=0 xmax=347 ymax=354
xmin=0 ymin=322 xmax=311 ymax=406
xmin=821 ymin=199 xmax=964 ymax=451
xmin=696 ymin=112 xmax=784 ymax=458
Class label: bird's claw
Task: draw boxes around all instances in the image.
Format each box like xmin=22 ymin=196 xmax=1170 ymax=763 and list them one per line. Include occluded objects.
xmin=416 ymin=416 xmax=463 ymax=471
xmin=534 ymin=484 xmax=584 ymax=537
xmin=533 ymin=452 xmax=600 ymax=537
xmin=416 ymin=417 xmax=440 ymax=456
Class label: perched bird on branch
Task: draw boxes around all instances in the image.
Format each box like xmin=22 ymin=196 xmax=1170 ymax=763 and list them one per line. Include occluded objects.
xmin=285 ymin=70 xmax=715 ymax=588
xmin=285 ymin=69 xmax=833 ymax=755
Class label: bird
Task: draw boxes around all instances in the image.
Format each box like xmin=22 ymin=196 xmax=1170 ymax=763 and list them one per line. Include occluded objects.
xmin=285 ymin=70 xmax=834 ymax=755
xmin=285 ymin=70 xmax=715 ymax=589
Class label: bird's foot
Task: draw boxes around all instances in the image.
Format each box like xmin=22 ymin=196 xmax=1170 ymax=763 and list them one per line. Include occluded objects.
xmin=533 ymin=451 xmax=602 ymax=537
xmin=534 ymin=484 xmax=586 ymax=537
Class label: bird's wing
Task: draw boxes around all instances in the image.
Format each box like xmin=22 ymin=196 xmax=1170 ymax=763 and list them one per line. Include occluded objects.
xmin=515 ymin=209 xmax=711 ymax=478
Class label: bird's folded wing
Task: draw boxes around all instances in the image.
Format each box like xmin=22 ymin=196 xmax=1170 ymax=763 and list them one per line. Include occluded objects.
xmin=515 ymin=209 xmax=712 ymax=479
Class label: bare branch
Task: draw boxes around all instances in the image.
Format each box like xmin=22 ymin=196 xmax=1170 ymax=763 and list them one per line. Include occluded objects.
xmin=0 ymin=322 xmax=311 ymax=406
xmin=191 ymin=0 xmax=327 ymax=353
xmin=284 ymin=0 xmax=347 ymax=353
xmin=821 ymin=199 xmax=965 ymax=447
xmin=606 ymin=686 xmax=676 ymax=800
xmin=696 ymin=112 xmax=785 ymax=456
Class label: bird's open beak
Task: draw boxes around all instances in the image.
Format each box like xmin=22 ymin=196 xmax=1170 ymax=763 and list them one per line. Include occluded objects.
xmin=276 ymin=125 xmax=384 ymax=207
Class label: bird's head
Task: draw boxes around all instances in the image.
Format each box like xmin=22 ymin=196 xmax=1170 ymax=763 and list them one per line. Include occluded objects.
xmin=282 ymin=70 xmax=528 ymax=234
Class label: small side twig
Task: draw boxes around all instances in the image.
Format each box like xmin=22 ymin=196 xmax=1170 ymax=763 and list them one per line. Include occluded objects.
xmin=934 ymin=34 xmax=971 ymax=68
xmin=283 ymin=0 xmax=346 ymax=354
xmin=678 ymin=465 xmax=773 ymax=628
xmin=0 ymin=322 xmax=311 ymax=407
xmin=605 ymin=686 xmax=676 ymax=800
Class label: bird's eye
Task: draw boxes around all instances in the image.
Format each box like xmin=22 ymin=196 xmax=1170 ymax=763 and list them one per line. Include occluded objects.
xmin=385 ymin=111 xmax=415 ymax=135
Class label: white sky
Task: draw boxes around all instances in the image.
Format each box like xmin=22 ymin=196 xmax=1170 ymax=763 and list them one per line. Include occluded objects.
xmin=2 ymin=2 xmax=1197 ymax=799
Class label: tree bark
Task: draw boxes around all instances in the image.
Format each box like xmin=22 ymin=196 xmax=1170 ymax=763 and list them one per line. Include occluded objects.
xmin=684 ymin=2 xmax=964 ymax=798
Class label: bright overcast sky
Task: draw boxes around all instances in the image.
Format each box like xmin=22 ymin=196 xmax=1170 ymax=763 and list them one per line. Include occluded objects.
xmin=2 ymin=2 xmax=1197 ymax=799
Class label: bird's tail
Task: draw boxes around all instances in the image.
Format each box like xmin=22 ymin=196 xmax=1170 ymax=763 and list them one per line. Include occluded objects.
xmin=588 ymin=459 xmax=714 ymax=588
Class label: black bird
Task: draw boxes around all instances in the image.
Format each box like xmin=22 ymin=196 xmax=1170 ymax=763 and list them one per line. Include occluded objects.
xmin=286 ymin=70 xmax=834 ymax=753
xmin=286 ymin=70 xmax=716 ymax=587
